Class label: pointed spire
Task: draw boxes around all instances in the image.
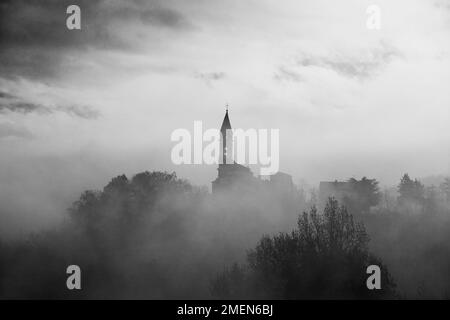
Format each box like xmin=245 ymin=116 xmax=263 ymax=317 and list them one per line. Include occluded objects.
xmin=220 ymin=106 xmax=233 ymax=165
xmin=220 ymin=106 xmax=231 ymax=132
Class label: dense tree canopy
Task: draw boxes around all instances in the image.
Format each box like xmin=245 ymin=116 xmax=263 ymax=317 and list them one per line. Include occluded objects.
xmin=3 ymin=170 xmax=450 ymax=299
xmin=344 ymin=177 xmax=381 ymax=214
xmin=398 ymin=174 xmax=425 ymax=205
xmin=211 ymin=198 xmax=397 ymax=299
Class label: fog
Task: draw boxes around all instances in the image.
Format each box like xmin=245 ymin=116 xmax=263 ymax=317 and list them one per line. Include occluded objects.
xmin=1 ymin=170 xmax=449 ymax=298
xmin=0 ymin=0 xmax=449 ymax=299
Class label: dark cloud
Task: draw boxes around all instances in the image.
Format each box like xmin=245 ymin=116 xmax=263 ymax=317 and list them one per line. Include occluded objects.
xmin=0 ymin=0 xmax=191 ymax=48
xmin=0 ymin=101 xmax=49 ymax=114
xmin=0 ymin=91 xmax=49 ymax=113
xmin=137 ymin=6 xmax=192 ymax=29
xmin=0 ymin=0 xmax=193 ymax=79
xmin=296 ymin=44 xmax=401 ymax=80
xmin=0 ymin=91 xmax=15 ymax=99
xmin=0 ymin=0 xmax=107 ymax=49
xmin=0 ymin=91 xmax=98 ymax=119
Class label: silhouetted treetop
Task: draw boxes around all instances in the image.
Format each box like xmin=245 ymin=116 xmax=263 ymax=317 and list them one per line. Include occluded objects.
xmin=211 ymin=197 xmax=397 ymax=299
xmin=343 ymin=177 xmax=380 ymax=214
xmin=398 ymin=174 xmax=425 ymax=205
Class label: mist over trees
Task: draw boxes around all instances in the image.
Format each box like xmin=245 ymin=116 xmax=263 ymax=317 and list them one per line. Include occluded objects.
xmin=0 ymin=171 xmax=449 ymax=299
xmin=211 ymin=198 xmax=397 ymax=299
xmin=398 ymin=174 xmax=426 ymax=209
xmin=440 ymin=178 xmax=450 ymax=203
xmin=363 ymin=174 xmax=450 ymax=298
xmin=343 ymin=177 xmax=381 ymax=215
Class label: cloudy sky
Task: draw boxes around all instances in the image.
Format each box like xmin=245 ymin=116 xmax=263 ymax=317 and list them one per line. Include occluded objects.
xmin=0 ymin=0 xmax=449 ymax=235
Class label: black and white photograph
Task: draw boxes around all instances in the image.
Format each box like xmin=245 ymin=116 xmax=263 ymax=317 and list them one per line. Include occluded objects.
xmin=0 ymin=0 xmax=450 ymax=308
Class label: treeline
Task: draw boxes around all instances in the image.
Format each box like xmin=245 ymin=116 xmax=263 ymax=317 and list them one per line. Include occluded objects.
xmin=0 ymin=171 xmax=300 ymax=299
xmin=0 ymin=171 xmax=449 ymax=299
xmin=211 ymin=198 xmax=397 ymax=299
xmin=360 ymin=174 xmax=450 ymax=298
xmin=317 ymin=174 xmax=450 ymax=298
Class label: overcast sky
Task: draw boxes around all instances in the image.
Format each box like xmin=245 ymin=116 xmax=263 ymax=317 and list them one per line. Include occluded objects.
xmin=0 ymin=0 xmax=449 ymax=235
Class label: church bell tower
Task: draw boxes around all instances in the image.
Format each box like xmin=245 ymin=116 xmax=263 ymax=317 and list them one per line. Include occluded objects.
xmin=220 ymin=107 xmax=233 ymax=164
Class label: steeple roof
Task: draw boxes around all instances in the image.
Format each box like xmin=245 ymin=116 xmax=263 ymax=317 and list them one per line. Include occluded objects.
xmin=220 ymin=109 xmax=232 ymax=133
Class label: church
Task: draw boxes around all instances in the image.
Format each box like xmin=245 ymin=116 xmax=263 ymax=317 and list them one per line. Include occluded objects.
xmin=211 ymin=109 xmax=295 ymax=196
